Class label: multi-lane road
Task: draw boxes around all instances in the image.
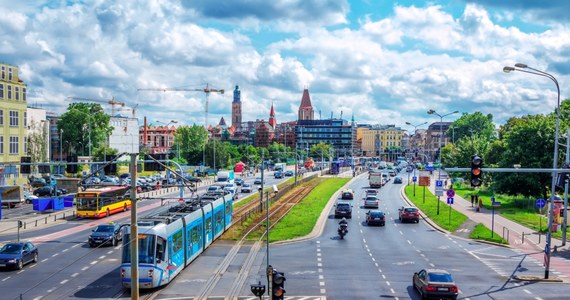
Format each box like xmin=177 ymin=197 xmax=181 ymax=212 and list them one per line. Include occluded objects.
xmin=1 ymin=170 xmax=568 ymax=299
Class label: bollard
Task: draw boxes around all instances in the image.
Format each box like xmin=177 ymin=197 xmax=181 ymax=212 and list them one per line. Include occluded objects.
xmin=35 ymin=220 xmax=38 ymax=227
xmin=45 ymin=217 xmax=48 ymax=224
xmin=522 ymin=232 xmax=525 ymax=244
xmin=54 ymin=215 xmax=56 ymax=221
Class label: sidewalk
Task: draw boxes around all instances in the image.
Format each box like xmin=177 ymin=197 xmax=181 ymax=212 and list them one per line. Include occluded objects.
xmin=411 ymin=172 xmax=570 ymax=282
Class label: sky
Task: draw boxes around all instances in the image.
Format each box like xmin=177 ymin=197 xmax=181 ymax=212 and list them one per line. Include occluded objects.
xmin=1 ymin=0 xmax=569 ymax=131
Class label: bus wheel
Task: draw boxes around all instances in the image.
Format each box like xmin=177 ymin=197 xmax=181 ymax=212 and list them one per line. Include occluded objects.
xmin=106 ymin=209 xmax=110 ymax=217
xmin=123 ymin=204 xmax=127 ymax=212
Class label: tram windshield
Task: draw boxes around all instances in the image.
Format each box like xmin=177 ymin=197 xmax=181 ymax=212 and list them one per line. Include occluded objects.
xmin=122 ymin=234 xmax=156 ymax=264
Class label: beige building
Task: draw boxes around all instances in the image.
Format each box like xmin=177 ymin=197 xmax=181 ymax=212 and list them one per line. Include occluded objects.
xmin=0 ymin=62 xmax=28 ymax=164
xmin=359 ymin=125 xmax=405 ymax=158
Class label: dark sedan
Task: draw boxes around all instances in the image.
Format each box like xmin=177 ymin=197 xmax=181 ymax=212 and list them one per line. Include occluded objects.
xmin=413 ymin=269 xmax=458 ymax=300
xmin=284 ymin=170 xmax=294 ymax=176
xmin=88 ymin=223 xmax=123 ymax=247
xmin=0 ymin=241 xmax=39 ymax=270
xmin=33 ymin=186 xmax=68 ymax=197
xmin=366 ymin=211 xmax=385 ymax=226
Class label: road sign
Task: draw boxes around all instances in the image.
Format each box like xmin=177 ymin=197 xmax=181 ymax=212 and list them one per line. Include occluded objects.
xmin=447 ymin=197 xmax=454 ymax=204
xmin=412 ymin=176 xmax=417 ymax=182
xmin=435 ymin=180 xmax=443 ymax=196
xmin=536 ymin=198 xmax=546 ymax=208
xmin=436 ymin=180 xmax=443 ymax=187
xmin=492 ymin=201 xmax=502 ymax=207
xmin=446 ymin=189 xmax=455 ymax=198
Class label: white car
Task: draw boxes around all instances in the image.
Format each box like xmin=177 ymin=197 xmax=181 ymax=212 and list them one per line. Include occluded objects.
xmin=241 ymin=183 xmax=253 ymax=193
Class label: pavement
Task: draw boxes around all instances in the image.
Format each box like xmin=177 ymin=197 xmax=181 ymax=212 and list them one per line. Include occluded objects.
xmin=405 ymin=170 xmax=570 ymax=283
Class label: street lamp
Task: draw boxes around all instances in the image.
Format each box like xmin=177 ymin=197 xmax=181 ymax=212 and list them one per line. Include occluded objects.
xmin=427 ymin=109 xmax=459 ymax=215
xmin=503 ymin=63 xmax=560 ymax=279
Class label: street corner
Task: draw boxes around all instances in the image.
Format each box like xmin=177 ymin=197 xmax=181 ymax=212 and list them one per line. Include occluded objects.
xmin=512 ymin=275 xmax=564 ymax=283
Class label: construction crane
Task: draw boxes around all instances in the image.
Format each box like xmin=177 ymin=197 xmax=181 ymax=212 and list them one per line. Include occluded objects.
xmin=137 ymin=83 xmax=225 ymax=128
xmin=67 ymin=96 xmax=126 ymax=116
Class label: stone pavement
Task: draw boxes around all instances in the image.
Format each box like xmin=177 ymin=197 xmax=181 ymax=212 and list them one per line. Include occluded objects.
xmin=405 ymin=171 xmax=570 ymax=282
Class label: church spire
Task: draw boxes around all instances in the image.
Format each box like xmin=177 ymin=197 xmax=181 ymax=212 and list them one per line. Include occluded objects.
xmin=268 ymin=101 xmax=277 ymax=129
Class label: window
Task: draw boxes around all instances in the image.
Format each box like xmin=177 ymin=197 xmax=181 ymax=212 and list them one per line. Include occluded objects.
xmin=9 ymin=136 xmax=18 ymax=154
xmin=0 ymin=136 xmax=3 ymax=154
xmin=23 ymin=87 xmax=26 ymax=101
xmin=7 ymin=85 xmax=12 ymax=100
xmin=24 ymin=137 xmax=27 ymax=154
xmin=9 ymin=111 xmax=18 ymax=127
xmin=8 ymin=67 xmax=12 ymax=81
xmin=0 ymin=84 xmax=3 ymax=99
xmin=15 ymin=86 xmax=19 ymax=100
xmin=0 ymin=109 xmax=3 ymax=126
xmin=1 ymin=66 xmax=4 ymax=80
xmin=24 ymin=112 xmax=27 ymax=127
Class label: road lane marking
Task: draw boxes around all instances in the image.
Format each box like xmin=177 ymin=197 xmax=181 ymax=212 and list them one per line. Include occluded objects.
xmin=60 ymin=279 xmax=68 ymax=284
xmin=1 ymin=276 xmax=10 ymax=282
xmin=81 ymin=266 xmax=88 ymax=271
xmin=524 ymin=289 xmax=532 ymax=294
xmin=90 ymin=260 xmax=98 ymax=265
xmin=71 ymin=272 xmax=79 ymax=277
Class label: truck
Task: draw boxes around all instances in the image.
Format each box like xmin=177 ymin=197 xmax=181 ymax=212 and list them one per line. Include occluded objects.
xmin=1 ymin=185 xmax=25 ymax=208
xmin=274 ymin=163 xmax=286 ymax=172
xmin=369 ymin=172 xmax=383 ymax=188
xmin=216 ymin=171 xmax=235 ymax=184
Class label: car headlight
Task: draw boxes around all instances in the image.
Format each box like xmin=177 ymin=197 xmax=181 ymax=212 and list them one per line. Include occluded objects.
xmin=8 ymin=259 xmax=17 ymax=263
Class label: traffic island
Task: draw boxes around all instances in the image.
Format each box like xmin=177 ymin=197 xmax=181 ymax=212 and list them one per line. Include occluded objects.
xmin=512 ymin=275 xmax=563 ymax=282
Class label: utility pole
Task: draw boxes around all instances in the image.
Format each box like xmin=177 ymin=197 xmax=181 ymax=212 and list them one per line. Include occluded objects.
xmin=129 ymin=153 xmax=139 ymax=299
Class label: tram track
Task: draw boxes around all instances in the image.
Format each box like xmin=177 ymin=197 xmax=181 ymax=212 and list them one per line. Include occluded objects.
xmin=194 ymin=179 xmax=319 ymax=299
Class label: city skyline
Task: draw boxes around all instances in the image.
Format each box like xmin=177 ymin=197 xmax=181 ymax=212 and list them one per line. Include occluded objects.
xmin=1 ymin=1 xmax=569 ymax=129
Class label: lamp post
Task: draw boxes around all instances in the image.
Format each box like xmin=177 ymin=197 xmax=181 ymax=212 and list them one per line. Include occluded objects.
xmin=406 ymin=122 xmax=427 ymax=195
xmin=426 ymin=109 xmax=459 ymax=215
xmin=503 ymin=63 xmax=561 ymax=279
xmin=60 ymin=129 xmax=64 ymax=168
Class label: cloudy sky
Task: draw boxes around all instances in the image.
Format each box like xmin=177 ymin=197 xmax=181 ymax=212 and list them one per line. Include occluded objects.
xmin=1 ymin=0 xmax=569 ymax=130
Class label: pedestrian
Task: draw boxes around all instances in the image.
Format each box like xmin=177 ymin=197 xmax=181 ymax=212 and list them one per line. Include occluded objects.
xmin=477 ymin=196 xmax=483 ymax=212
xmin=470 ymin=195 xmax=474 ymax=207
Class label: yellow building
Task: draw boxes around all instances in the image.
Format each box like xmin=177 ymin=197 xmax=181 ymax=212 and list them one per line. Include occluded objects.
xmin=0 ymin=62 xmax=28 ymax=164
xmin=359 ymin=125 xmax=405 ymax=158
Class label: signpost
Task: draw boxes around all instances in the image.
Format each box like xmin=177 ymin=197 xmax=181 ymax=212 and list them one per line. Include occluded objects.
xmin=536 ymin=198 xmax=546 ymax=232
xmin=491 ymin=196 xmax=500 ymax=238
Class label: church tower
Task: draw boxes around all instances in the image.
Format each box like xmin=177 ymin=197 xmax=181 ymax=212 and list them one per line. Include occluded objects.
xmin=298 ymin=88 xmax=314 ymax=121
xmin=232 ymin=85 xmax=242 ymax=131
xmin=268 ymin=102 xmax=277 ymax=129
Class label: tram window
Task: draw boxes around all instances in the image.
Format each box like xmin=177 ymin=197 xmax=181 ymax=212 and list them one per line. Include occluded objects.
xmin=156 ymin=237 xmax=165 ymax=263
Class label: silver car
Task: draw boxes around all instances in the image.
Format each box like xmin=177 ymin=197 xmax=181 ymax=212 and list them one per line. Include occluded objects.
xmin=363 ymin=196 xmax=379 ymax=208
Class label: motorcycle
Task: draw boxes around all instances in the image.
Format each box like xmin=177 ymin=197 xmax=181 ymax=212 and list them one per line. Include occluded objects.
xmin=338 ymin=223 xmax=348 ymax=239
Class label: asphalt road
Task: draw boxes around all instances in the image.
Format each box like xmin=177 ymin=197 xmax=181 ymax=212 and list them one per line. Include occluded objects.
xmin=2 ymin=170 xmax=569 ymax=299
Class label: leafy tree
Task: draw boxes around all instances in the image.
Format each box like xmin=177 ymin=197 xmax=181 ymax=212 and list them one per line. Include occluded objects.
xmin=449 ymin=112 xmax=496 ymax=143
xmin=173 ymin=125 xmax=207 ymax=165
xmin=92 ymin=145 xmax=119 ymax=162
xmin=238 ymin=144 xmax=259 ymax=167
xmin=309 ymin=142 xmax=335 ymax=162
xmin=27 ymin=120 xmax=49 ymax=173
xmin=58 ymin=103 xmax=113 ymax=156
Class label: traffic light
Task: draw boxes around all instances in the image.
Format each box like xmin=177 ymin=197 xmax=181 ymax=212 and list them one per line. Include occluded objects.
xmin=470 ymin=155 xmax=483 ymax=187
xmin=66 ymin=155 xmax=78 ymax=173
xmin=272 ymin=270 xmax=286 ymax=300
xmin=20 ymin=156 xmax=31 ymax=174
xmin=104 ymin=155 xmax=117 ymax=174
xmin=156 ymin=154 xmax=166 ymax=171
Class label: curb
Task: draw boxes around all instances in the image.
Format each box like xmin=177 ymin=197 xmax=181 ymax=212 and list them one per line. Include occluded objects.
xmin=512 ymin=275 xmax=563 ymax=283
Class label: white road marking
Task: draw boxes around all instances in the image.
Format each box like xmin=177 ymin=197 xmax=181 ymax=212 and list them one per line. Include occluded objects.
xmin=60 ymin=279 xmax=68 ymax=284
xmin=524 ymin=289 xmax=532 ymax=294
xmin=429 ymin=263 xmax=435 ymax=267
xmin=90 ymin=260 xmax=98 ymax=265
xmin=386 ymin=281 xmax=391 ymax=286
xmin=71 ymin=272 xmax=79 ymax=277
xmin=319 ymin=281 xmax=325 ymax=286
xmin=1 ymin=276 xmax=10 ymax=282
xmin=320 ymin=288 xmax=326 ymax=294
xmin=98 ymin=255 xmax=106 ymax=259
xmin=81 ymin=266 xmax=89 ymax=271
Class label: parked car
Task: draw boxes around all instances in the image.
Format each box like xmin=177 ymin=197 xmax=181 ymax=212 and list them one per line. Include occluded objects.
xmin=30 ymin=177 xmax=47 ymax=188
xmin=24 ymin=191 xmax=38 ymax=204
xmin=413 ymin=269 xmax=458 ymax=300
xmin=393 ymin=176 xmax=403 ymax=184
xmin=184 ymin=175 xmax=202 ymax=183
xmin=241 ymin=183 xmax=253 ymax=193
xmin=366 ymin=210 xmax=385 ymax=226
xmin=33 ymin=186 xmax=67 ymax=197
xmin=88 ymin=223 xmax=123 ymax=247
xmin=341 ymin=189 xmax=354 ymax=200
xmin=363 ymin=196 xmax=379 ymax=208
xmin=399 ymin=206 xmax=420 ymax=223
xmin=284 ymin=170 xmax=294 ymax=177
xmin=0 ymin=241 xmax=39 ymax=270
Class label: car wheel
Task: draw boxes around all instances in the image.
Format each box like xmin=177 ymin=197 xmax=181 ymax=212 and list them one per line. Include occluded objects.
xmin=32 ymin=252 xmax=38 ymax=263
xmin=106 ymin=209 xmax=110 ymax=217
xmin=17 ymin=259 xmax=23 ymax=270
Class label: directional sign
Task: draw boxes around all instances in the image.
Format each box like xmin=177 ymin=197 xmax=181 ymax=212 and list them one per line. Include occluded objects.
xmin=412 ymin=176 xmax=417 ymax=182
xmin=447 ymin=197 xmax=454 ymax=204
xmin=536 ymin=198 xmax=546 ymax=208
xmin=446 ymin=189 xmax=455 ymax=198
xmin=492 ymin=201 xmax=502 ymax=207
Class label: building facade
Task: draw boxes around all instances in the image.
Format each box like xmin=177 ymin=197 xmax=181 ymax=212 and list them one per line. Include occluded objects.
xmin=295 ymin=119 xmax=356 ymax=159
xmin=231 ymin=85 xmax=242 ymax=131
xmin=140 ymin=123 xmax=178 ymax=155
xmin=0 ymin=62 xmax=28 ymax=164
xmin=359 ymin=125 xmax=405 ymax=158
xmin=425 ymin=122 xmax=452 ymax=162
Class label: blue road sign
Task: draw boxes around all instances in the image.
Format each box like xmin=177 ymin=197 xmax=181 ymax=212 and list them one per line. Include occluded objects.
xmin=492 ymin=201 xmax=502 ymax=207
xmin=426 ymin=165 xmax=434 ymax=171
xmin=536 ymin=198 xmax=546 ymax=208
xmin=447 ymin=197 xmax=454 ymax=204
xmin=412 ymin=176 xmax=417 ymax=182
xmin=436 ymin=180 xmax=443 ymax=187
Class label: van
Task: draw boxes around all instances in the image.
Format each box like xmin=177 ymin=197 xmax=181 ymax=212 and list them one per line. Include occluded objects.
xmin=334 ymin=201 xmax=352 ymax=218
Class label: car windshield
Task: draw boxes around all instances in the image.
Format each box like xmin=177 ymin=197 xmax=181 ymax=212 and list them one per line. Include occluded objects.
xmin=0 ymin=243 xmax=23 ymax=254
xmin=405 ymin=208 xmax=418 ymax=212
xmin=366 ymin=197 xmax=377 ymax=201
xmin=95 ymin=226 xmax=115 ymax=233
xmin=428 ymin=272 xmax=454 ymax=283
xmin=337 ymin=204 xmax=350 ymax=210
xmin=370 ymin=212 xmax=383 ymax=217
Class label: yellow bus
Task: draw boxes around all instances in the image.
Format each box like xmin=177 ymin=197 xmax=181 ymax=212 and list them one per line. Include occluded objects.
xmin=76 ymin=186 xmax=131 ymax=218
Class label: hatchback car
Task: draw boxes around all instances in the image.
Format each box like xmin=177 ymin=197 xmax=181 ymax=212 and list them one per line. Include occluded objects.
xmin=241 ymin=183 xmax=253 ymax=193
xmin=0 ymin=241 xmax=38 ymax=270
xmin=399 ymin=206 xmax=420 ymax=223
xmin=413 ymin=269 xmax=458 ymax=300
xmin=366 ymin=211 xmax=385 ymax=226
xmin=363 ymin=196 xmax=379 ymax=208
xmin=341 ymin=189 xmax=354 ymax=200
xmin=393 ymin=176 xmax=403 ymax=184
xmin=88 ymin=223 xmax=123 ymax=247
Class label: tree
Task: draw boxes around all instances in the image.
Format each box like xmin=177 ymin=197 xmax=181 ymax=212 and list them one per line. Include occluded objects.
xmin=173 ymin=125 xmax=208 ymax=165
xmin=309 ymin=142 xmax=335 ymax=162
xmin=27 ymin=120 xmax=49 ymax=173
xmin=57 ymin=103 xmax=113 ymax=156
xmin=449 ymin=112 xmax=496 ymax=143
xmin=92 ymin=145 xmax=119 ymax=162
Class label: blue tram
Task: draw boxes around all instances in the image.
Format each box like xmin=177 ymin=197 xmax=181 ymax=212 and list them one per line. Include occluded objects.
xmin=120 ymin=194 xmax=233 ymax=289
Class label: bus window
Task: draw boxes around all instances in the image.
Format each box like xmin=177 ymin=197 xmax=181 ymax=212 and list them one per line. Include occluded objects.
xmin=156 ymin=237 xmax=165 ymax=263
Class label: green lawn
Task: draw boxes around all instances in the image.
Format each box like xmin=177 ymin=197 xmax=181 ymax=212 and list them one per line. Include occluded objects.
xmin=469 ymin=223 xmax=508 ymax=244
xmin=404 ymin=185 xmax=467 ymax=232
xmin=268 ymin=178 xmax=350 ymax=242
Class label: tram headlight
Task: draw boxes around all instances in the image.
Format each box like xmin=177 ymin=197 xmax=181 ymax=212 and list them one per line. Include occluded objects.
xmin=148 ymin=269 xmax=154 ymax=278
xmin=120 ymin=268 xmax=125 ymax=278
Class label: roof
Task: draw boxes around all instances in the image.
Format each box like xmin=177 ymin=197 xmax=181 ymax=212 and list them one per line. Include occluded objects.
xmin=300 ymin=88 xmax=312 ymax=108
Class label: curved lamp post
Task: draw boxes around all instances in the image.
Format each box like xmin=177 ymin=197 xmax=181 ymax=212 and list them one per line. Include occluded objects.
xmin=426 ymin=109 xmax=459 ymax=215
xmin=406 ymin=122 xmax=427 ymax=195
xmin=503 ymin=63 xmax=560 ymax=279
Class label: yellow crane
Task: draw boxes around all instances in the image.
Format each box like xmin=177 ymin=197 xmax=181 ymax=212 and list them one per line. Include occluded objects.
xmin=137 ymin=83 xmax=225 ymax=128
xmin=67 ymin=96 xmax=126 ymax=116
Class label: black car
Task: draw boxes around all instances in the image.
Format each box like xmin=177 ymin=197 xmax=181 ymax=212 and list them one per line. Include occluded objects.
xmin=0 ymin=241 xmax=39 ymax=270
xmin=33 ymin=186 xmax=68 ymax=197
xmin=88 ymin=223 xmax=123 ymax=247
xmin=284 ymin=170 xmax=294 ymax=177
xmin=334 ymin=201 xmax=352 ymax=218
xmin=274 ymin=171 xmax=283 ymax=179
xmin=366 ymin=211 xmax=386 ymax=226
xmin=30 ymin=177 xmax=47 ymax=188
